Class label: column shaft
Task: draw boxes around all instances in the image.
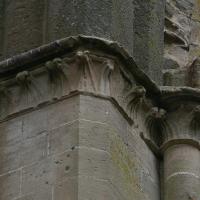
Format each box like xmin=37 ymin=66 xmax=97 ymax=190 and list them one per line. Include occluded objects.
xmin=164 ymin=144 xmax=200 ymax=200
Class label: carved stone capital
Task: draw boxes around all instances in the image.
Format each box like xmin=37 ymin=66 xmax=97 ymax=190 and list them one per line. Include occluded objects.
xmin=142 ymin=87 xmax=200 ymax=156
xmin=0 ymin=36 xmax=159 ymax=122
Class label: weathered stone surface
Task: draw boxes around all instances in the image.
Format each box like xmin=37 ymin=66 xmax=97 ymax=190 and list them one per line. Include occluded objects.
xmin=164 ymin=0 xmax=200 ymax=88
xmin=0 ymin=0 xmax=135 ymax=59
xmin=20 ymin=132 xmax=48 ymax=166
xmin=54 ymin=177 xmax=78 ymax=200
xmin=78 ymin=120 xmax=110 ymax=152
xmin=2 ymin=16 xmax=200 ymax=200
xmin=0 ymin=32 xmax=164 ymax=199
xmin=163 ymin=69 xmax=187 ymax=86
xmin=141 ymin=88 xmax=200 ymax=200
xmin=48 ymin=121 xmax=79 ymax=155
xmin=46 ymin=0 xmax=113 ymax=39
xmin=22 ymin=109 xmax=48 ymax=139
xmin=164 ymin=144 xmax=200 ymax=200
xmin=78 ymin=176 xmax=121 ymax=200
xmin=0 ymin=119 xmax=22 ymax=173
xmin=0 ymin=120 xmax=48 ymax=174
xmin=3 ymin=0 xmax=45 ymax=58
xmin=0 ymin=170 xmax=21 ymax=200
xmin=0 ymin=0 xmax=4 ymax=58
xmin=47 ymin=0 xmax=134 ymax=55
xmin=14 ymin=186 xmax=52 ymax=200
xmin=133 ymin=0 xmax=165 ymax=84
xmin=21 ymin=149 xmax=78 ymax=195
xmin=47 ymin=96 xmax=79 ymax=130
xmin=0 ymin=91 xmax=160 ymax=200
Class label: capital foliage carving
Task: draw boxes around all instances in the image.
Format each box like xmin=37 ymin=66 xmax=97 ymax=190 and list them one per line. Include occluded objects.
xmin=0 ymin=36 xmax=150 ymax=122
xmin=141 ymin=96 xmax=200 ymax=156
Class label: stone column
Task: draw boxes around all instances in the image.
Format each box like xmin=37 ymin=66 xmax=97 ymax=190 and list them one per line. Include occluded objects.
xmin=164 ymin=144 xmax=200 ymax=200
xmin=143 ymin=102 xmax=200 ymax=199
xmin=162 ymin=105 xmax=200 ymax=200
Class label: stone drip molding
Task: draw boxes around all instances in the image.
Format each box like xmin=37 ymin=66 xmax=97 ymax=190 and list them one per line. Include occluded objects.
xmin=0 ymin=35 xmax=199 ymax=155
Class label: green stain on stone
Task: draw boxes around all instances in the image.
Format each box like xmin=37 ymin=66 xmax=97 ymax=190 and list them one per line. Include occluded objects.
xmin=109 ymin=130 xmax=145 ymax=199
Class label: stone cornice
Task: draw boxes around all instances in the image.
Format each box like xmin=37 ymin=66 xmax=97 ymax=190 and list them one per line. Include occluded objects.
xmin=0 ymin=35 xmax=160 ymax=97
xmin=0 ymin=36 xmax=157 ymax=124
xmin=2 ymin=35 xmax=200 ymax=107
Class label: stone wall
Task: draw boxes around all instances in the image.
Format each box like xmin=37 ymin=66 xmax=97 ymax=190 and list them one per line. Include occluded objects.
xmin=0 ymin=0 xmax=5 ymax=57
xmin=0 ymin=0 xmax=134 ymax=59
xmin=164 ymin=0 xmax=200 ymax=87
xmin=0 ymin=94 xmax=160 ymax=200
xmin=133 ymin=0 xmax=165 ymax=84
xmin=0 ymin=0 xmax=165 ymax=84
xmin=2 ymin=0 xmax=45 ymax=59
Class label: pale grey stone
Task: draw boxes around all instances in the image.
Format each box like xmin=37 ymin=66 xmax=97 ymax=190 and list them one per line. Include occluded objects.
xmin=0 ymin=170 xmax=21 ymax=200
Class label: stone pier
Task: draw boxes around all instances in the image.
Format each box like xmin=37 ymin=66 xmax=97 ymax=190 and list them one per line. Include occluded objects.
xmin=161 ymin=101 xmax=200 ymax=200
xmin=164 ymin=144 xmax=200 ymax=200
xmin=0 ymin=36 xmax=160 ymax=200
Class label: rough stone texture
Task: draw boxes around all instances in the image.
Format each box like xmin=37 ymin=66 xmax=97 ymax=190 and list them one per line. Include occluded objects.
xmin=0 ymin=0 xmax=165 ymax=82
xmin=3 ymin=0 xmax=45 ymax=58
xmin=133 ymin=0 xmax=165 ymax=84
xmin=0 ymin=0 xmax=4 ymax=58
xmin=0 ymin=0 xmax=134 ymax=59
xmin=164 ymin=144 xmax=200 ymax=200
xmin=0 ymin=94 xmax=160 ymax=200
xmin=164 ymin=0 xmax=200 ymax=87
xmin=165 ymin=0 xmax=200 ymax=68
xmin=2 ymin=0 xmax=200 ymax=87
xmin=46 ymin=0 xmax=134 ymax=55
xmin=0 ymin=170 xmax=21 ymax=200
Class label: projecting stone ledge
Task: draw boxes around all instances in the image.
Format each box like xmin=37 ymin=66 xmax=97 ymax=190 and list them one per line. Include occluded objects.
xmin=0 ymin=35 xmax=159 ymax=92
xmin=0 ymin=35 xmax=161 ymax=122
